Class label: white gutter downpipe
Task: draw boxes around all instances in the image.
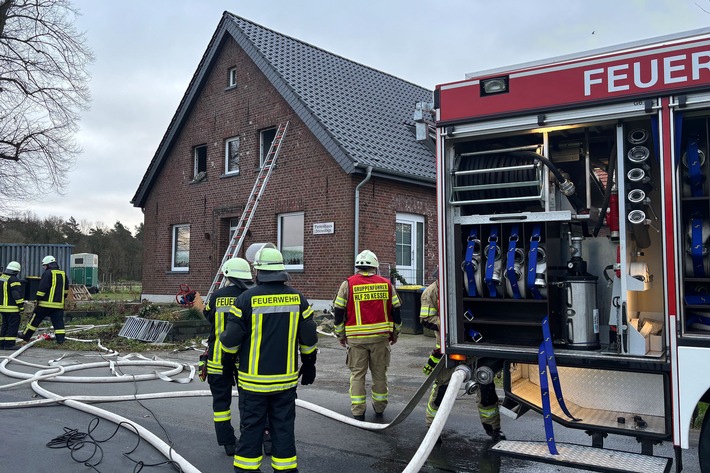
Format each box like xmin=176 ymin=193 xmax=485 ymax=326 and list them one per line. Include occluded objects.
xmin=354 ymin=165 xmax=373 ymax=261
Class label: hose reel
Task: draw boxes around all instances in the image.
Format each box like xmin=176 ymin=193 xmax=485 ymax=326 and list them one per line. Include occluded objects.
xmin=682 ymin=135 xmax=708 ymax=197
xmin=452 ymin=145 xmax=543 ymax=213
xmin=685 ymin=217 xmax=710 ymax=277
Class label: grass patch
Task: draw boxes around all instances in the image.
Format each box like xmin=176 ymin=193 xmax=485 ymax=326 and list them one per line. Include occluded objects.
xmin=19 ymin=300 xmax=205 ymax=353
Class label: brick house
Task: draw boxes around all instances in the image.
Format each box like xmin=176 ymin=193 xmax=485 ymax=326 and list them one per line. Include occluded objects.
xmin=131 ymin=12 xmax=436 ymax=309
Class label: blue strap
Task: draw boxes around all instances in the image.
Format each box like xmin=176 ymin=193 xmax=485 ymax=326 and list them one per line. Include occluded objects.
xmin=538 ymin=316 xmax=580 ymax=455
xmin=506 ymin=225 xmax=522 ymax=299
xmin=692 ymin=218 xmax=706 ymax=277
xmin=687 ymin=137 xmax=704 ymax=197
xmin=685 ymin=294 xmax=710 ymax=305
xmin=485 ymin=227 xmax=499 ymax=298
xmin=464 ymin=228 xmax=479 ymax=297
xmin=538 ymin=343 xmax=558 ymax=455
xmin=674 ymin=111 xmax=684 ymax=169
xmin=542 ymin=317 xmax=579 ymax=422
xmin=687 ymin=313 xmax=710 ymax=328
xmin=467 ymin=328 xmax=483 ymax=342
xmin=528 ymin=224 xmax=542 ymax=300
xmin=651 ymin=118 xmax=660 ymax=164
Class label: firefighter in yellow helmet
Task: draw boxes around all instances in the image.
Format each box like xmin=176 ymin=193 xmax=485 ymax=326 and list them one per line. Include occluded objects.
xmin=0 ymin=261 xmax=24 ymax=350
xmin=202 ymin=257 xmax=254 ymax=456
xmin=420 ymin=277 xmax=505 ymax=442
xmin=220 ymin=246 xmax=317 ymax=473
xmin=333 ymin=250 xmax=402 ymax=420
xmin=21 ymin=256 xmax=69 ymax=344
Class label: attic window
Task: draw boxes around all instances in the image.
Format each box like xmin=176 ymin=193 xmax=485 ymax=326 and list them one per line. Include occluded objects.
xmin=228 ymin=67 xmax=237 ymax=88
xmin=193 ymin=145 xmax=207 ymax=179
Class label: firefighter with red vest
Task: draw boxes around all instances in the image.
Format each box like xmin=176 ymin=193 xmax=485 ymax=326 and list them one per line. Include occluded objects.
xmin=0 ymin=261 xmax=24 ymax=350
xmin=220 ymin=247 xmax=317 ymax=473
xmin=333 ymin=250 xmax=402 ymax=420
xmin=21 ymin=255 xmax=69 ymax=344
xmin=420 ymin=278 xmax=506 ymax=442
xmin=202 ymin=257 xmax=254 ymax=456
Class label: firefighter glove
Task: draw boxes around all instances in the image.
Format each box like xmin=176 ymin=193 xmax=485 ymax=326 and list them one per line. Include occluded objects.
xmin=423 ymin=349 xmax=442 ymax=376
xmin=198 ymin=350 xmax=208 ymax=382
xmin=222 ymin=351 xmax=238 ymax=386
xmin=299 ymin=352 xmax=317 ymax=385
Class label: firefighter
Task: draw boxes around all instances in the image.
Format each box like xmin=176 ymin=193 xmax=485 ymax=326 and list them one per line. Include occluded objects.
xmin=220 ymin=247 xmax=317 ymax=473
xmin=202 ymin=257 xmax=254 ymax=456
xmin=420 ymin=278 xmax=506 ymax=442
xmin=333 ymin=250 xmax=401 ymax=420
xmin=21 ymin=255 xmax=69 ymax=344
xmin=0 ymin=261 xmax=24 ymax=350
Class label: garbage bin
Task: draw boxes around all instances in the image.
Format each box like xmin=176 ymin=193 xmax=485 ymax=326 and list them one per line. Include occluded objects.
xmin=23 ymin=276 xmax=41 ymax=301
xmin=397 ymin=285 xmax=424 ymax=334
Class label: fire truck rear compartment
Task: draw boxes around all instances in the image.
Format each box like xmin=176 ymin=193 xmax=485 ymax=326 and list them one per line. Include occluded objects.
xmin=506 ymin=363 xmax=669 ymax=438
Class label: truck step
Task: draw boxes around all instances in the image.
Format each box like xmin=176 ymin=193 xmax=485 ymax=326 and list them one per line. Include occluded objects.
xmin=491 ymin=440 xmax=671 ymax=473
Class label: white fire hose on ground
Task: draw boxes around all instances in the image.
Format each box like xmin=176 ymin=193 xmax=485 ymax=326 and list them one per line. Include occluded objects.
xmin=403 ymin=365 xmax=471 ymax=473
xmin=0 ymin=336 xmax=469 ymax=473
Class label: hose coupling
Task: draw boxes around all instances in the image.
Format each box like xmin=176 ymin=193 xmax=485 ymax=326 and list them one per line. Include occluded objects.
xmin=464 ymin=380 xmax=479 ymax=395
xmin=559 ymin=179 xmax=576 ymax=196
xmin=454 ymin=364 xmax=472 ymax=383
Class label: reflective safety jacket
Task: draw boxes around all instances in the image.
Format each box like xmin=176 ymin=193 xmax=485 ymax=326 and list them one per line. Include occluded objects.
xmin=203 ymin=281 xmax=251 ymax=375
xmin=219 ymin=281 xmax=318 ymax=394
xmin=36 ymin=263 xmax=69 ymax=309
xmin=419 ymin=280 xmax=440 ymax=329
xmin=333 ymin=271 xmax=402 ymax=341
xmin=0 ymin=273 xmax=24 ymax=313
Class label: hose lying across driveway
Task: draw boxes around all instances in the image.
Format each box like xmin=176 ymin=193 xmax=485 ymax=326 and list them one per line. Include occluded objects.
xmin=0 ymin=336 xmax=470 ymax=472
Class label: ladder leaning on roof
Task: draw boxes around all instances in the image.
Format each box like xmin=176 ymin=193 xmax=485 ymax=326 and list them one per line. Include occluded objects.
xmin=204 ymin=121 xmax=290 ymax=303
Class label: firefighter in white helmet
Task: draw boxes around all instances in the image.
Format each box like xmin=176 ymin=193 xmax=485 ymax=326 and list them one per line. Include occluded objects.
xmin=220 ymin=246 xmax=317 ymax=473
xmin=0 ymin=261 xmax=24 ymax=350
xmin=201 ymin=257 xmax=254 ymax=456
xmin=333 ymin=249 xmax=402 ymax=420
xmin=21 ymin=255 xmax=69 ymax=344
xmin=420 ymin=276 xmax=506 ymax=442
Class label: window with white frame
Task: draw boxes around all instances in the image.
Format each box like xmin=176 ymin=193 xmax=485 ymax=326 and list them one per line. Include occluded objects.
xmin=172 ymin=224 xmax=190 ymax=271
xmin=228 ymin=67 xmax=237 ymax=88
xmin=225 ymin=137 xmax=240 ymax=175
xmin=260 ymin=127 xmax=277 ymax=167
xmin=396 ymin=213 xmax=425 ymax=285
xmin=278 ymin=212 xmax=304 ymax=270
xmin=193 ymin=145 xmax=207 ymax=179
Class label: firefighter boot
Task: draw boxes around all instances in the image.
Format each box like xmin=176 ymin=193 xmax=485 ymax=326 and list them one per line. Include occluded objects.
xmin=483 ymin=423 xmax=506 ymax=442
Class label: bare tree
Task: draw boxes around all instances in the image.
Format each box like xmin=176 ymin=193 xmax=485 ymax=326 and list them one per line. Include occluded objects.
xmin=0 ymin=0 xmax=92 ymax=204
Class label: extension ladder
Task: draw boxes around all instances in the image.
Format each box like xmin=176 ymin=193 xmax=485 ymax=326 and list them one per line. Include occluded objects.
xmin=204 ymin=121 xmax=290 ymax=302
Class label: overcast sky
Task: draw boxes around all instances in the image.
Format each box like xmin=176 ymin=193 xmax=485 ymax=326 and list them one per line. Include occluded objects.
xmin=19 ymin=0 xmax=710 ymax=233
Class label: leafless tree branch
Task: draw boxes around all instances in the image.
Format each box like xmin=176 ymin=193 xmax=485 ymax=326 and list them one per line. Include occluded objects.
xmin=0 ymin=0 xmax=93 ymax=204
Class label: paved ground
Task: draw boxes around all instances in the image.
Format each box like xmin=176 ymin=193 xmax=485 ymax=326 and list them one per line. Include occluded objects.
xmin=0 ymin=331 xmax=701 ymax=472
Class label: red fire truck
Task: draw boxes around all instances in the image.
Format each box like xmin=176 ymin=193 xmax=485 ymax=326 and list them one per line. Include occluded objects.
xmin=434 ymin=28 xmax=710 ymax=472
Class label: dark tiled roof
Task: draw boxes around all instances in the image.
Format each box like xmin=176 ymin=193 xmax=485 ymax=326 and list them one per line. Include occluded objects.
xmin=226 ymin=13 xmax=434 ymax=179
xmin=132 ymin=13 xmax=434 ymax=207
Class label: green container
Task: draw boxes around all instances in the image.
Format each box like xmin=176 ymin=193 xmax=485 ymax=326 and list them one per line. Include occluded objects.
xmin=70 ymin=253 xmax=99 ymax=288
